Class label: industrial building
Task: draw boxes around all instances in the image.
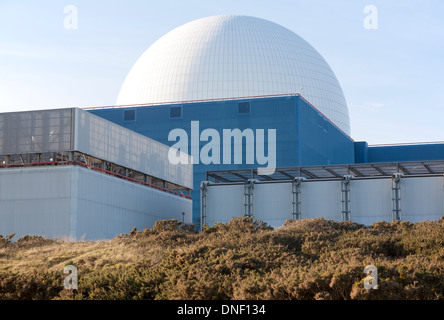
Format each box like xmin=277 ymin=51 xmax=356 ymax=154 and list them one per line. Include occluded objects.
xmin=1 ymin=15 xmax=443 ymax=239
xmin=0 ymin=108 xmax=192 ymax=240
xmin=89 ymin=15 xmax=444 ymax=227
xmin=201 ymin=161 xmax=444 ymax=228
xmin=89 ymin=94 xmax=355 ymax=226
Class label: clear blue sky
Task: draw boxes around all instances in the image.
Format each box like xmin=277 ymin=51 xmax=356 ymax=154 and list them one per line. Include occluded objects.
xmin=0 ymin=0 xmax=443 ymax=144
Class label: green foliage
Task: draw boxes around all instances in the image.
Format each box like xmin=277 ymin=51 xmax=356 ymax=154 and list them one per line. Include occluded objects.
xmin=0 ymin=271 xmax=63 ymax=300
xmin=0 ymin=217 xmax=443 ymax=300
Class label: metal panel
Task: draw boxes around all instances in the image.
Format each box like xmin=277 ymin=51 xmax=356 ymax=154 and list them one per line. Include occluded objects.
xmin=0 ymin=167 xmax=72 ymax=239
xmin=75 ymin=109 xmax=193 ymax=189
xmin=0 ymin=108 xmax=74 ymax=154
xmin=74 ymin=166 xmax=192 ymax=240
xmin=301 ymin=181 xmax=342 ymax=221
xmin=205 ymin=185 xmax=244 ymax=226
xmin=349 ymin=179 xmax=393 ymax=225
xmin=0 ymin=108 xmax=192 ymax=189
xmin=367 ymin=143 xmax=444 ymax=163
xmin=202 ymin=175 xmax=444 ymax=227
xmin=0 ymin=166 xmax=192 ymax=240
xmin=252 ymin=182 xmax=292 ymax=227
xmin=401 ymin=177 xmax=444 ymax=222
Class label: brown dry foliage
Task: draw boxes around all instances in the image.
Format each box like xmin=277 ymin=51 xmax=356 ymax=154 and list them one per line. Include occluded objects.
xmin=0 ymin=217 xmax=443 ymax=300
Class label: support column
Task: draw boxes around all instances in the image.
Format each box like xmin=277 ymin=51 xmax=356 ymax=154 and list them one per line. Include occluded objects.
xmin=392 ymin=173 xmax=402 ymax=221
xmin=144 ymin=175 xmax=152 ymax=184
xmin=291 ymin=177 xmax=303 ymax=220
xmin=341 ymin=175 xmax=352 ymax=221
xmin=200 ymin=181 xmax=209 ymax=229
xmin=244 ymin=179 xmax=255 ymax=217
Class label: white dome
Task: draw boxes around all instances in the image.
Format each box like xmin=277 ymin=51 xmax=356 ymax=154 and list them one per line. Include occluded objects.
xmin=117 ymin=15 xmax=350 ymax=134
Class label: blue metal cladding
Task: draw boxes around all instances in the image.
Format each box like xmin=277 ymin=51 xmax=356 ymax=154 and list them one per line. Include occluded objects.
xmin=298 ymin=100 xmax=354 ymax=166
xmin=354 ymin=140 xmax=444 ymax=163
xmin=89 ymin=96 xmax=355 ymax=225
xmin=367 ymin=143 xmax=444 ymax=163
xmin=354 ymin=141 xmax=369 ymax=163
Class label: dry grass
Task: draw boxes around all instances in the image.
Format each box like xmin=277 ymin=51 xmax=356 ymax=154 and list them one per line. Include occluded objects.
xmin=0 ymin=217 xmax=443 ymax=300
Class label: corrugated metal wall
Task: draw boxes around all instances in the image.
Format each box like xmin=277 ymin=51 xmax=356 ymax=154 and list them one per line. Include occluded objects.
xmin=0 ymin=166 xmax=192 ymax=240
xmin=0 ymin=166 xmax=73 ymax=239
xmin=0 ymin=108 xmax=192 ymax=189
xmin=202 ymin=176 xmax=444 ymax=227
xmin=0 ymin=108 xmax=74 ymax=154
xmin=74 ymin=166 xmax=192 ymax=240
xmin=89 ymin=95 xmax=355 ymax=225
xmin=75 ymin=109 xmax=193 ymax=189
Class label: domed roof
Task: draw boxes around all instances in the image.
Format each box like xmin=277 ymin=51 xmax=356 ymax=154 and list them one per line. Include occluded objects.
xmin=117 ymin=15 xmax=350 ymax=134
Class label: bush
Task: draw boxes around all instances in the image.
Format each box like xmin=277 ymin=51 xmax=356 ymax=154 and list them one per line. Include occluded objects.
xmin=1 ymin=217 xmax=443 ymax=300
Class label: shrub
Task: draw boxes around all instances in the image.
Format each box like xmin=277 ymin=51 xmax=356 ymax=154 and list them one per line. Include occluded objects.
xmin=1 ymin=217 xmax=443 ymax=300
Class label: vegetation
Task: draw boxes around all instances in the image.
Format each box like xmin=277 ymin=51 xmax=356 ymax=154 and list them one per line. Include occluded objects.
xmin=0 ymin=217 xmax=443 ymax=300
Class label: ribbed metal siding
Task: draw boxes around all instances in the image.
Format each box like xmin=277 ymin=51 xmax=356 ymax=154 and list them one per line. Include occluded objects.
xmin=0 ymin=108 xmax=192 ymax=189
xmin=203 ymin=176 xmax=444 ymax=227
xmin=75 ymin=109 xmax=193 ymax=189
xmin=0 ymin=166 xmax=192 ymax=240
xmin=0 ymin=108 xmax=74 ymax=154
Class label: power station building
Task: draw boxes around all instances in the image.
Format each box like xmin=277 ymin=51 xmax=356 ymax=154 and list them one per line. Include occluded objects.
xmin=89 ymin=15 xmax=444 ymax=227
xmin=0 ymin=108 xmax=192 ymax=240
xmin=1 ymin=15 xmax=443 ymax=239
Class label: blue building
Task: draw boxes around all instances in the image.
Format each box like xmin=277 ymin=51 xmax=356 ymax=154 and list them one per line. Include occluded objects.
xmin=89 ymin=93 xmax=444 ymax=225
xmin=1 ymin=16 xmax=443 ymax=241
xmin=356 ymin=141 xmax=444 ymax=164
xmin=88 ymin=15 xmax=444 ymax=226
xmin=89 ymin=94 xmax=355 ymax=224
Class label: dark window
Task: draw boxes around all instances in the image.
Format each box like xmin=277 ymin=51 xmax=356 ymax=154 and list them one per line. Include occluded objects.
xmin=238 ymin=102 xmax=251 ymax=114
xmin=124 ymin=109 xmax=136 ymax=121
xmin=170 ymin=106 xmax=182 ymax=118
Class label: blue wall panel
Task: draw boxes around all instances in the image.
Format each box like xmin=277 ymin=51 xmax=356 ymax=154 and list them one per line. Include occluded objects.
xmin=89 ymin=96 xmax=355 ymax=225
xmin=299 ymin=100 xmax=354 ymax=166
xmin=354 ymin=141 xmax=369 ymax=163
xmin=368 ymin=143 xmax=444 ymax=163
xmin=354 ymin=141 xmax=444 ymax=164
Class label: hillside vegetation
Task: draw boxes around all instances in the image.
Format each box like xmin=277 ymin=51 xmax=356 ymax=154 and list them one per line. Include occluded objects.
xmin=0 ymin=217 xmax=443 ymax=300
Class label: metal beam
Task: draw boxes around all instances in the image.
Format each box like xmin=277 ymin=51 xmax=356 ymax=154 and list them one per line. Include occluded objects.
xmin=341 ymin=176 xmax=351 ymax=221
xmin=348 ymin=167 xmax=363 ymax=177
xmin=291 ymin=178 xmax=302 ymax=220
xmin=203 ymin=160 xmax=444 ymax=184
xmin=244 ymin=180 xmax=254 ymax=217
xmin=423 ymin=164 xmax=434 ymax=174
xmin=398 ymin=164 xmax=410 ymax=175
xmin=325 ymin=168 xmax=342 ymax=178
xmin=207 ymin=173 xmax=231 ymax=183
xmin=300 ymin=169 xmax=318 ymax=179
xmin=277 ymin=170 xmax=295 ymax=180
xmin=255 ymin=174 xmax=274 ymax=181
xmin=372 ymin=165 xmax=387 ymax=176
xmin=392 ymin=173 xmax=402 ymax=221
xmin=201 ymin=181 xmax=209 ymax=229
xmin=232 ymin=172 xmax=249 ymax=181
